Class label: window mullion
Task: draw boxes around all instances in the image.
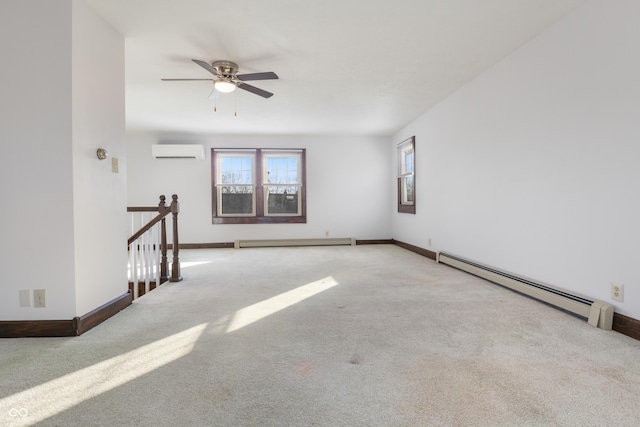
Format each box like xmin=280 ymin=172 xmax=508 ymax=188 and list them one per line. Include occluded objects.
xmin=255 ymin=149 xmax=264 ymax=217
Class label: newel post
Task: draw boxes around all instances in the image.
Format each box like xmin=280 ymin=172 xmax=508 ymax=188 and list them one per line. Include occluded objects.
xmin=170 ymin=194 xmax=182 ymax=282
xmin=159 ymin=195 xmax=169 ymax=283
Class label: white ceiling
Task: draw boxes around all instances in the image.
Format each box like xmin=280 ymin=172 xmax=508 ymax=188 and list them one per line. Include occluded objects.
xmin=86 ymin=0 xmax=584 ymax=137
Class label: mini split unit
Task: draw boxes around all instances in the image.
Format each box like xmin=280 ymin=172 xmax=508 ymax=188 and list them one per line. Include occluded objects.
xmin=152 ymin=144 xmax=205 ymax=159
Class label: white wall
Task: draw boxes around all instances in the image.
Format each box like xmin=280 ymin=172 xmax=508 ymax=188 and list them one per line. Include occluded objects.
xmin=392 ymin=0 xmax=640 ymax=319
xmin=0 ymin=1 xmax=76 ymax=320
xmin=127 ymin=133 xmax=391 ymax=243
xmin=0 ymin=0 xmax=126 ymax=320
xmin=72 ymin=0 xmax=127 ymax=316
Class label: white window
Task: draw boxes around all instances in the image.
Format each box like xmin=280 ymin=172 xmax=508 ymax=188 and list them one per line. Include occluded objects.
xmin=397 ymin=137 xmax=415 ymax=214
xmin=215 ymin=150 xmax=256 ymax=216
xmin=264 ymin=151 xmax=302 ymax=216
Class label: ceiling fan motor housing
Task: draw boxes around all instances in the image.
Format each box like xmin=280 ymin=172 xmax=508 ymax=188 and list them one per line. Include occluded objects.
xmin=212 ymin=60 xmax=239 ymax=78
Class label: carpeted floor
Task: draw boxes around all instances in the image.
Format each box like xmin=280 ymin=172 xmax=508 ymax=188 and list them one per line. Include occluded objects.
xmin=1 ymin=245 xmax=640 ymax=426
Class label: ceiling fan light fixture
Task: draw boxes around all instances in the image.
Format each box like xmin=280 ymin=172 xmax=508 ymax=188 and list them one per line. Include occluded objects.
xmin=215 ymin=79 xmax=236 ymax=93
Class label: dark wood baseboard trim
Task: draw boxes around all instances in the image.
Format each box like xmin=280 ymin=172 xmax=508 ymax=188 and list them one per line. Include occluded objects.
xmin=356 ymin=239 xmax=394 ymax=245
xmin=613 ymin=312 xmax=640 ymax=341
xmin=76 ymin=292 xmax=133 ymax=335
xmin=392 ymin=239 xmax=437 ymax=260
xmin=0 ymin=291 xmax=132 ymax=338
xmin=0 ymin=320 xmax=78 ymax=338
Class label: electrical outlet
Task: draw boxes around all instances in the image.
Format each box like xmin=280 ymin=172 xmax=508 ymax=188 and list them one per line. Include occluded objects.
xmin=611 ymin=283 xmax=624 ymax=302
xmin=19 ymin=290 xmax=30 ymax=307
xmin=112 ymin=157 xmax=119 ymax=173
xmin=325 ymin=231 xmax=329 ymax=237
xmin=34 ymin=289 xmax=46 ymax=308
xmin=428 ymin=238 xmax=432 ymax=246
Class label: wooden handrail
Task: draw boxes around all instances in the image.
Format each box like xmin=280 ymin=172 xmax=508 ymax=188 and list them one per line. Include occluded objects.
xmin=127 ymin=206 xmax=171 ymax=246
xmin=127 ymin=206 xmax=159 ymax=212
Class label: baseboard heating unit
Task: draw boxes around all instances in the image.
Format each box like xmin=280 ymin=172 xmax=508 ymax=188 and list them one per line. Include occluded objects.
xmin=235 ymin=238 xmax=355 ymax=248
xmin=436 ymin=252 xmax=613 ymax=330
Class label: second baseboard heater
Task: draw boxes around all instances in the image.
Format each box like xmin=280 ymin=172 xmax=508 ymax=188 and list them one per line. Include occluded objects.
xmin=436 ymin=252 xmax=613 ymax=330
xmin=235 ymin=238 xmax=355 ymax=248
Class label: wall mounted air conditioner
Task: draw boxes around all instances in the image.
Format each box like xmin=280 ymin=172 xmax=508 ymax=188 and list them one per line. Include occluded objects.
xmin=152 ymin=144 xmax=205 ymax=159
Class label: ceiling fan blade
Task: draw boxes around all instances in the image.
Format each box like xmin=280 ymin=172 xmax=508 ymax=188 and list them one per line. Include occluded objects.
xmin=161 ymin=78 xmax=214 ymax=81
xmin=192 ymin=59 xmax=218 ymax=76
xmin=237 ymin=83 xmax=274 ymax=98
xmin=236 ymin=72 xmax=279 ymax=81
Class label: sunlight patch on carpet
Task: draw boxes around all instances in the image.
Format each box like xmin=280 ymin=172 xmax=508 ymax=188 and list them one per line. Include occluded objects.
xmin=226 ymin=276 xmax=339 ymax=333
xmin=0 ymin=323 xmax=207 ymax=425
xmin=180 ymin=261 xmax=212 ymax=269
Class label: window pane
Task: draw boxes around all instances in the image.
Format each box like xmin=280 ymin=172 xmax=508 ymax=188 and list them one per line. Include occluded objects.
xmin=405 ymin=151 xmax=414 ymax=174
xmin=266 ymin=186 xmax=298 ymax=215
xmin=268 ymin=170 xmax=279 ymax=184
xmin=242 ymin=157 xmax=251 ymax=170
xmin=267 ymin=157 xmax=298 ymax=184
xmin=404 ymin=176 xmax=414 ymax=203
xmin=220 ymin=155 xmax=252 ymax=184
xmin=231 ymin=157 xmax=241 ymax=170
xmin=266 ymin=155 xmax=299 ymax=185
xmin=221 ymin=157 xmax=232 ymax=171
xmin=221 ymin=186 xmax=253 ymax=214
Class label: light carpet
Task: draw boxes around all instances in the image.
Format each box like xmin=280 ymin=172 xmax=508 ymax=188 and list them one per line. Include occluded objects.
xmin=1 ymin=245 xmax=640 ymax=426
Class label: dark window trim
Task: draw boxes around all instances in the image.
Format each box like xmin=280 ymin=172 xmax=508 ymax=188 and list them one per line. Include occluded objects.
xmin=397 ymin=136 xmax=416 ymax=214
xmin=211 ymin=148 xmax=307 ymax=224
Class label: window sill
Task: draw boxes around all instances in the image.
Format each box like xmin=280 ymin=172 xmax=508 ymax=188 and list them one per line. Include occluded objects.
xmin=212 ymin=216 xmax=307 ymax=224
xmin=397 ymin=205 xmax=416 ymax=214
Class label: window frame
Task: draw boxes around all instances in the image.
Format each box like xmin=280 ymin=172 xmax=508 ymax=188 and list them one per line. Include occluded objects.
xmin=397 ymin=136 xmax=416 ymax=214
xmin=215 ymin=150 xmax=256 ymax=217
xmin=212 ymin=148 xmax=306 ymax=224
xmin=262 ymin=150 xmax=303 ymax=217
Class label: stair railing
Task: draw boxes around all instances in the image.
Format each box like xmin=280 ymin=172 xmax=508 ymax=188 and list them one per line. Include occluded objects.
xmin=127 ymin=194 xmax=182 ymax=298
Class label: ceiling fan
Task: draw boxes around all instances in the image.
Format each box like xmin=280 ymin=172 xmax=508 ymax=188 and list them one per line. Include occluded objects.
xmin=162 ymin=60 xmax=278 ymax=98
